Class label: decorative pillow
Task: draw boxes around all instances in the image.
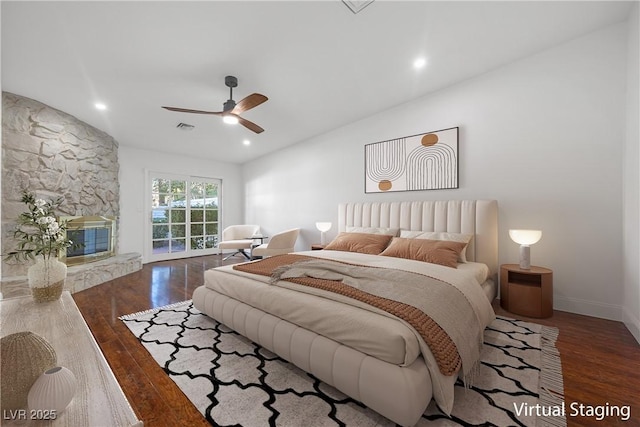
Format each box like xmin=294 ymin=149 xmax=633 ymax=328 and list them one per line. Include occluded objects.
xmin=324 ymin=232 xmax=393 ymax=255
xmin=380 ymin=237 xmax=467 ymax=268
xmin=346 ymin=226 xmax=399 ymax=236
xmin=399 ymin=230 xmax=473 ymax=262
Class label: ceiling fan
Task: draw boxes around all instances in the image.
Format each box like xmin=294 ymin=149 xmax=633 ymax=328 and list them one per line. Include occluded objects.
xmin=162 ymin=76 xmax=268 ymax=134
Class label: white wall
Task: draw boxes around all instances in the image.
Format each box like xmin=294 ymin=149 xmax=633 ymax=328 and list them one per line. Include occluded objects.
xmin=242 ymin=23 xmax=628 ymax=321
xmin=623 ymin=4 xmax=640 ymax=342
xmin=119 ymin=146 xmax=243 ymax=262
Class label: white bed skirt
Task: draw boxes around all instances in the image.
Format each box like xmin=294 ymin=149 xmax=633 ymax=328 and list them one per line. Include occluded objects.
xmin=192 ymin=285 xmax=433 ymax=427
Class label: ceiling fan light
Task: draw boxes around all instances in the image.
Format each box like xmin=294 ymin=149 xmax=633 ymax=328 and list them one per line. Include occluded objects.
xmin=223 ymin=115 xmax=239 ymax=125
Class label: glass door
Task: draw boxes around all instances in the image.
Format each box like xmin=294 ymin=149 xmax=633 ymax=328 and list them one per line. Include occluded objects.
xmin=149 ymin=173 xmax=221 ymax=262
xmin=188 ymin=179 xmax=220 ymax=254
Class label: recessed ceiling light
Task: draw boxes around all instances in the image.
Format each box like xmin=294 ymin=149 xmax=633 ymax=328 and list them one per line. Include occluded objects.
xmin=94 ymin=102 xmax=107 ymax=110
xmin=413 ymin=57 xmax=427 ymax=69
xmin=243 ymin=139 xmax=251 ymax=146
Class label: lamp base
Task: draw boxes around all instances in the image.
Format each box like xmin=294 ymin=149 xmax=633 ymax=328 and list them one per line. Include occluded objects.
xmin=519 ymin=245 xmax=531 ymax=269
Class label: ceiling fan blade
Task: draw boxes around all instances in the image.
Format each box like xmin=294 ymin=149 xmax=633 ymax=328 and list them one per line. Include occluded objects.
xmin=162 ymin=106 xmax=223 ymax=115
xmin=231 ymin=93 xmax=268 ymax=115
xmin=237 ymin=116 xmax=265 ymax=134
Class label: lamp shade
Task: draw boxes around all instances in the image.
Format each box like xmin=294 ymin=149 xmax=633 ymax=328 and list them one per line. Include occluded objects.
xmin=509 ymin=229 xmax=542 ymax=246
xmin=316 ymin=222 xmax=332 ymax=245
xmin=315 ymin=222 xmax=332 ymax=232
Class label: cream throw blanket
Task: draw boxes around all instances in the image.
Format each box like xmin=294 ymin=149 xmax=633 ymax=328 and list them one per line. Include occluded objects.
xmin=271 ymin=259 xmax=484 ymax=385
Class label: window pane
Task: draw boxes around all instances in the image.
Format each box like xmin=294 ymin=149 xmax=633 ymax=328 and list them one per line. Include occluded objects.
xmin=171 ymin=209 xmax=186 ymax=223
xmin=205 ymin=210 xmax=218 ymax=222
xmin=205 ymin=236 xmax=217 ymax=248
xmin=171 ymin=224 xmax=186 ymax=238
xmin=153 ymin=178 xmax=170 ymax=194
xmin=191 ymin=237 xmax=204 ymax=250
xmin=205 ymin=183 xmax=218 ymax=197
xmin=171 ymin=239 xmax=185 ymax=253
xmin=191 ymin=224 xmax=203 ymax=236
xmin=171 ymin=180 xmax=186 ymax=193
xmin=153 ymin=225 xmax=169 ymax=239
xmin=191 ymin=182 xmax=204 ymax=200
xmin=205 ymin=223 xmax=218 ymax=235
xmin=171 ymin=194 xmax=186 ymax=208
xmin=153 ymin=240 xmax=169 ymax=254
xmin=154 ymin=194 xmax=170 ymax=208
xmin=152 ymin=209 xmax=168 ymax=223
xmin=191 ymin=210 xmax=204 ymax=222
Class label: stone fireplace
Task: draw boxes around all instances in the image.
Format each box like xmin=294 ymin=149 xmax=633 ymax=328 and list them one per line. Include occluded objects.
xmin=1 ymin=92 xmax=141 ymax=298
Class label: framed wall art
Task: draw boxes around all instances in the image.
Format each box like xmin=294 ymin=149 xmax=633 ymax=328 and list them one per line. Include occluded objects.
xmin=365 ymin=127 xmax=458 ymax=193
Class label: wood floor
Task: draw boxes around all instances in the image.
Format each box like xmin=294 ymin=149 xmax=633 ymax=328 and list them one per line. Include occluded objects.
xmin=72 ymin=255 xmax=640 ymax=427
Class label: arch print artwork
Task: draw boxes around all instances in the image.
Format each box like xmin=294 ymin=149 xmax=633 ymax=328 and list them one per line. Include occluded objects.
xmin=365 ymin=127 xmax=459 ymax=193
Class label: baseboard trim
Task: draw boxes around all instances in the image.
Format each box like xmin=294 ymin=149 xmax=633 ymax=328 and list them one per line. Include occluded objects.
xmin=553 ymin=296 xmax=622 ymax=321
xmin=622 ymin=305 xmax=640 ymax=344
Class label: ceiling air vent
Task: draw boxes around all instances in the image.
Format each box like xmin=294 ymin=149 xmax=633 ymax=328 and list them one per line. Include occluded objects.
xmin=342 ymin=0 xmax=374 ymax=14
xmin=176 ymin=122 xmax=195 ymax=131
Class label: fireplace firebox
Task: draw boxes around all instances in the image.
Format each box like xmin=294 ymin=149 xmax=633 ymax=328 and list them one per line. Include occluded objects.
xmin=60 ymin=216 xmax=116 ymax=266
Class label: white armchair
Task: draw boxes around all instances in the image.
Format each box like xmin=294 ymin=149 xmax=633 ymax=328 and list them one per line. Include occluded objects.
xmin=251 ymin=228 xmax=300 ymax=259
xmin=218 ymin=225 xmax=260 ymax=260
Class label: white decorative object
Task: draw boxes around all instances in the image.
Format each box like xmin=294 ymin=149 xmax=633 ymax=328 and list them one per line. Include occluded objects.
xmin=509 ymin=229 xmax=542 ymax=270
xmin=28 ymin=257 xmax=67 ymax=302
xmin=28 ymin=366 xmax=77 ymax=413
xmin=315 ymin=222 xmax=332 ymax=245
xmin=0 ymin=332 xmax=57 ymax=411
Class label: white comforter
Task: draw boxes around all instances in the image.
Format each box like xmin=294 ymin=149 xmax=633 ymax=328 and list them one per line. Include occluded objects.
xmin=203 ymin=250 xmax=495 ymax=414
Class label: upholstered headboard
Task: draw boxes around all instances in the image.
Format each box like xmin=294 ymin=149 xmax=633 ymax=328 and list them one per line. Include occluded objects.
xmin=338 ymin=200 xmax=498 ymax=276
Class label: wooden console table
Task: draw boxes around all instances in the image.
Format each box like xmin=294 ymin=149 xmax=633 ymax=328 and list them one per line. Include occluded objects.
xmin=1 ymin=292 xmax=142 ymax=426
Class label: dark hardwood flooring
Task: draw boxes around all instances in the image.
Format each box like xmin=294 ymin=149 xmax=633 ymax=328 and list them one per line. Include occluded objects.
xmin=72 ymin=255 xmax=640 ymax=427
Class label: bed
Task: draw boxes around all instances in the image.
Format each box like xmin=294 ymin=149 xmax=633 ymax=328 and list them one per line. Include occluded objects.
xmin=193 ymin=200 xmax=498 ymax=426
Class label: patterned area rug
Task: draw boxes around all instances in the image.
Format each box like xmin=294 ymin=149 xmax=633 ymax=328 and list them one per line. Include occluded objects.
xmin=121 ymin=301 xmax=565 ymax=427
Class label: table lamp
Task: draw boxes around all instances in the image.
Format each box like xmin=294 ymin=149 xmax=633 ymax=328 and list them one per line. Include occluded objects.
xmin=509 ymin=229 xmax=542 ymax=270
xmin=315 ymin=222 xmax=332 ymax=245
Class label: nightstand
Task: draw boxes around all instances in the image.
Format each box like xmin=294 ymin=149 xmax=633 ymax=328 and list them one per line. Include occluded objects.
xmin=311 ymin=244 xmax=326 ymax=250
xmin=500 ymin=264 xmax=553 ymax=318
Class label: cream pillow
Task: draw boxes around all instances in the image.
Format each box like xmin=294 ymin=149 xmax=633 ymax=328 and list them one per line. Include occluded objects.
xmin=399 ymin=231 xmax=473 ymax=263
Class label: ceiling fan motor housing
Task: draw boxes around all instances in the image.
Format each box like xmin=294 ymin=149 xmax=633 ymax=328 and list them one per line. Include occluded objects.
xmin=223 ymin=99 xmax=236 ymax=112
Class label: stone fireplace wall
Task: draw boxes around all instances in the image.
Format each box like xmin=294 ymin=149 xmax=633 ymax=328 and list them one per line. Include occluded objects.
xmin=2 ymin=92 xmax=121 ymax=278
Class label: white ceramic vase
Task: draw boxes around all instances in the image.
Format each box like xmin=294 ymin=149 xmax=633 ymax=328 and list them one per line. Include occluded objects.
xmin=27 ymin=257 xmax=67 ymax=303
xmin=28 ymin=366 xmax=77 ymax=413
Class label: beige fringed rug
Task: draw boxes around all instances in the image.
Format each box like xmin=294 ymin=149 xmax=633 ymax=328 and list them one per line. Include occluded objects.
xmin=121 ymin=302 xmax=566 ymax=427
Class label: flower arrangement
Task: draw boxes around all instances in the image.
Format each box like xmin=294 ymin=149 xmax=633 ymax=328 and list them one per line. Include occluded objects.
xmin=5 ymin=192 xmax=74 ymax=262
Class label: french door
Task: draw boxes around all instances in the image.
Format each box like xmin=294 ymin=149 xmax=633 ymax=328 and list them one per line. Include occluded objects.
xmin=148 ymin=173 xmax=221 ymax=262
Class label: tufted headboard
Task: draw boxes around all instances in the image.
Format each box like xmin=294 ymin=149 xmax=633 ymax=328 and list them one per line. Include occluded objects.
xmin=338 ymin=200 xmax=498 ymax=276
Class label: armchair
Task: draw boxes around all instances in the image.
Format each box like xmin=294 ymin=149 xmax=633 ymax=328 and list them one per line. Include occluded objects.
xmin=218 ymin=225 xmax=261 ymax=260
xmin=251 ymin=228 xmax=300 ymax=259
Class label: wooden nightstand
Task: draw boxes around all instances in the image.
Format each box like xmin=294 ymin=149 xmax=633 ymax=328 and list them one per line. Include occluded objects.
xmin=311 ymin=244 xmax=326 ymax=250
xmin=500 ymin=264 xmax=553 ymax=318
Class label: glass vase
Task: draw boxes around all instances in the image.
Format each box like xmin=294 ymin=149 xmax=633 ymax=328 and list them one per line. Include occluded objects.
xmin=27 ymin=258 xmax=67 ymax=303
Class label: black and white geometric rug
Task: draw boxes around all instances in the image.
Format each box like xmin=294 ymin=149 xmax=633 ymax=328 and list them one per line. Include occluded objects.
xmin=120 ymin=301 xmax=565 ymax=427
